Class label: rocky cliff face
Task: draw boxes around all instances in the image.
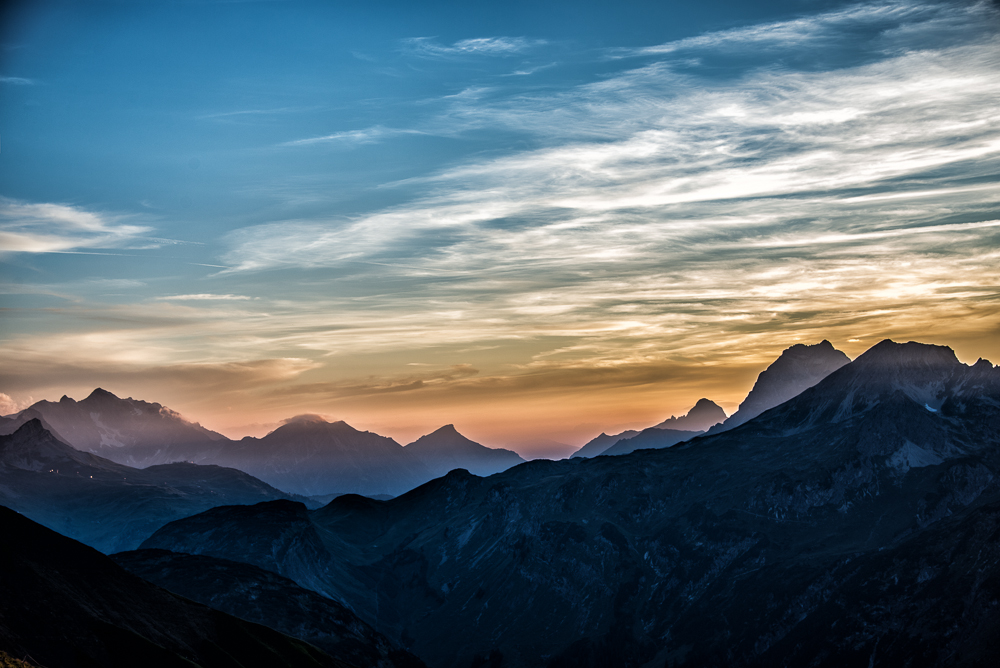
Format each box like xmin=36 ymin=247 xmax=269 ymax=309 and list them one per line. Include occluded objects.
xmin=141 ymin=341 xmax=1000 ymax=668
xmin=710 ymin=339 xmax=850 ymax=433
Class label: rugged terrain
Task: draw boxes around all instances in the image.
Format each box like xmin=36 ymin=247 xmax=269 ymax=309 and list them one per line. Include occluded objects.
xmin=141 ymin=340 xmax=1000 ymax=667
xmin=5 ymin=396 xmax=526 ymax=497
xmin=112 ymin=549 xmax=425 ymax=668
xmin=0 ymin=420 xmax=310 ymax=552
xmin=0 ymin=505 xmax=350 ymax=668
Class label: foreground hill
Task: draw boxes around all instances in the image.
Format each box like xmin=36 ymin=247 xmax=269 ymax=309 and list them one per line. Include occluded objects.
xmin=112 ymin=549 xmax=425 ymax=668
xmin=0 ymin=505 xmax=348 ymax=668
xmin=0 ymin=419 xmax=308 ymax=552
xmin=141 ymin=340 xmax=1000 ymax=668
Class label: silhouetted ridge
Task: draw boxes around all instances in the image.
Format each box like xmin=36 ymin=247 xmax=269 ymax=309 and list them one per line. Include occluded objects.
xmin=405 ymin=424 xmax=523 ymax=477
xmin=710 ymin=339 xmax=850 ymax=433
xmin=85 ymin=387 xmax=119 ymax=401
xmin=0 ymin=506 xmax=344 ymax=668
xmin=654 ymin=398 xmax=726 ymax=431
xmin=852 ymin=339 xmax=959 ymax=369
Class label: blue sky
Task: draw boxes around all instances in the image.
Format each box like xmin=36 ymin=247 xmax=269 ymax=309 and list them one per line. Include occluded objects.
xmin=1 ymin=0 xmax=999 ymax=452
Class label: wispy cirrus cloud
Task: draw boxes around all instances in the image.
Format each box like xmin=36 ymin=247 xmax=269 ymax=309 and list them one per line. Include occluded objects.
xmin=156 ymin=294 xmax=254 ymax=301
xmin=281 ymin=125 xmax=424 ymax=147
xmin=217 ymin=0 xmax=1000 ymax=375
xmin=0 ymin=198 xmax=153 ymax=253
xmin=402 ymin=36 xmax=546 ymax=58
xmin=0 ymin=76 xmax=35 ymax=85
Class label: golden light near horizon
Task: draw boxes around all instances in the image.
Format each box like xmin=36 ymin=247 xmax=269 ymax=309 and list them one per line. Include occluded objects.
xmin=1 ymin=1 xmax=999 ymax=457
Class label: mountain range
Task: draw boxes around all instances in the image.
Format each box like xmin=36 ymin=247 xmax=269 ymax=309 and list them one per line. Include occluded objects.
xmin=571 ymin=398 xmax=727 ymax=459
xmin=136 ymin=340 xmax=1000 ymax=667
xmin=0 ymin=419 xmax=310 ymax=553
xmin=2 ymin=397 xmax=525 ymax=497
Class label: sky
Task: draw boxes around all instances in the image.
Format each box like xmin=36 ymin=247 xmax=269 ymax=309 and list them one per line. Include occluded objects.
xmin=1 ymin=0 xmax=998 ymax=456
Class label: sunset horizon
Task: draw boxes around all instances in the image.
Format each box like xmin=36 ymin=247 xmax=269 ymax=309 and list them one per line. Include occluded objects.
xmin=3 ymin=0 xmax=999 ymax=456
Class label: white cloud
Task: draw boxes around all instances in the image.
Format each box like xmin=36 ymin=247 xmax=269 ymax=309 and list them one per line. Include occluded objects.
xmin=281 ymin=125 xmax=423 ymax=147
xmin=402 ymin=36 xmax=546 ymax=58
xmin=0 ymin=76 xmax=34 ymax=85
xmin=0 ymin=392 xmax=32 ymax=415
xmin=209 ymin=1 xmax=1000 ymax=370
xmin=0 ymin=198 xmax=152 ymax=253
xmin=157 ymin=294 xmax=254 ymax=301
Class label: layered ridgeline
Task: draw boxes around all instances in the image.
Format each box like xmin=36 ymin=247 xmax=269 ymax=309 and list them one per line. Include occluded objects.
xmin=708 ymin=338 xmax=850 ymax=433
xmin=0 ymin=419 xmax=310 ymax=553
xmin=404 ymin=424 xmax=523 ymax=478
xmin=0 ymin=505 xmax=423 ymax=668
xmin=141 ymin=341 xmax=1000 ymax=668
xmin=0 ymin=387 xmax=225 ymax=464
xmin=573 ymin=398 xmax=725 ymax=458
xmin=3 ymin=396 xmax=524 ymax=497
xmin=573 ymin=341 xmax=850 ymax=460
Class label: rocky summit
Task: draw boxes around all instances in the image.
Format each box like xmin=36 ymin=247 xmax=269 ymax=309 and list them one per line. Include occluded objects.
xmin=140 ymin=341 xmax=1000 ymax=667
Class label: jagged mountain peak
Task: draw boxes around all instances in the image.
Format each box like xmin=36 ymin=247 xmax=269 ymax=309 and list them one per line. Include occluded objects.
xmin=404 ymin=424 xmax=523 ymax=478
xmin=407 ymin=424 xmax=477 ymax=449
xmin=851 ymin=339 xmax=960 ymax=370
xmin=84 ymin=387 xmax=120 ymax=401
xmin=710 ymin=339 xmax=851 ymax=433
xmin=1 ymin=390 xmax=227 ymax=454
xmin=1 ymin=419 xmax=113 ymax=472
xmin=654 ymin=398 xmax=727 ymax=432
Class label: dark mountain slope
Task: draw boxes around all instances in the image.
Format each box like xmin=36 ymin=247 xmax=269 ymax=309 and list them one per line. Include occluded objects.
xmin=0 ymin=505 xmax=348 ymax=668
xmin=112 ymin=549 xmax=425 ymax=668
xmin=404 ymin=425 xmax=523 ymax=478
xmin=0 ymin=420 xmax=308 ymax=552
xmin=710 ymin=339 xmax=850 ymax=433
xmin=139 ymin=340 xmax=1000 ymax=668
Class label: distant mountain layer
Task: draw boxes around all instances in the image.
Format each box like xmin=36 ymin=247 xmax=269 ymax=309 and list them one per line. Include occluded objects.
xmin=570 ymin=429 xmax=640 ymax=458
xmin=0 ymin=387 xmax=224 ymax=461
xmin=598 ymin=426 xmax=702 ymax=456
xmin=111 ymin=548 xmax=424 ymax=668
xmin=141 ymin=340 xmax=1000 ymax=668
xmin=652 ymin=397 xmax=726 ymax=431
xmin=0 ymin=505 xmax=348 ymax=668
xmin=0 ymin=419 xmax=308 ymax=553
xmin=710 ymin=339 xmax=850 ymax=433
xmin=404 ymin=424 xmax=524 ymax=477
xmin=573 ymin=398 xmax=723 ymax=459
xmin=5 ymin=392 xmax=525 ymax=496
